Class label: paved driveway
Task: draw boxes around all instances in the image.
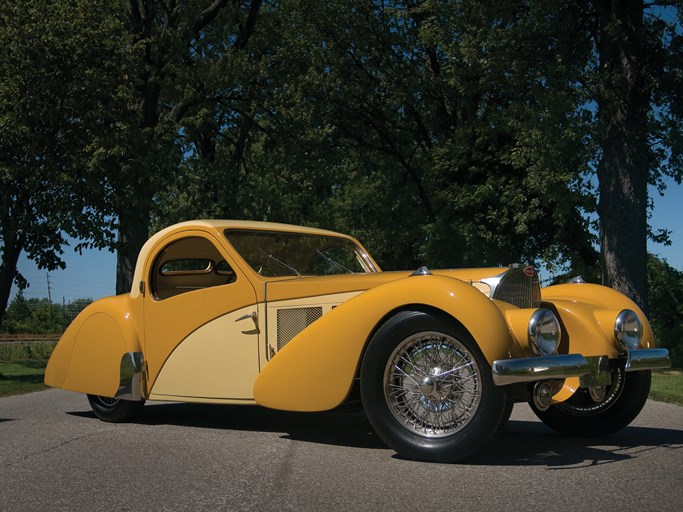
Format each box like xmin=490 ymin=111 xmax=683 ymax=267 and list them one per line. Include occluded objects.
xmin=1 ymin=389 xmax=682 ymax=511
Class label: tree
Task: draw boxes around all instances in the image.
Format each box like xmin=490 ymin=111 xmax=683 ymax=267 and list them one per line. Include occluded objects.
xmin=647 ymin=255 xmax=683 ymax=367
xmin=591 ymin=0 xmax=683 ymax=314
xmin=0 ymin=1 xmax=126 ymax=328
xmin=101 ymin=0 xmax=264 ymax=295
xmin=214 ymin=0 xmax=599 ymax=272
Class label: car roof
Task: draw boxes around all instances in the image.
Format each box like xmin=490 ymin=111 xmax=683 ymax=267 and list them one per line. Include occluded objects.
xmin=129 ymin=220 xmax=359 ymax=297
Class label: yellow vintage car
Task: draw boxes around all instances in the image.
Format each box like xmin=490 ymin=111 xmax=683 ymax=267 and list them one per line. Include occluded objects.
xmin=45 ymin=220 xmax=670 ymax=462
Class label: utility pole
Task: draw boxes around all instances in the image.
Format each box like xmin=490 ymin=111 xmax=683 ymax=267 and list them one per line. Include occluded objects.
xmin=46 ymin=272 xmax=52 ymax=305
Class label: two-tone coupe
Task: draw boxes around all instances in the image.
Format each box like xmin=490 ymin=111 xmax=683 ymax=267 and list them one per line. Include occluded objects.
xmin=45 ymin=220 xmax=670 ymax=462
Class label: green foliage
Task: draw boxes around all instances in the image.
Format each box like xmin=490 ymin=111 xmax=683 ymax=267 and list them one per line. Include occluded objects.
xmin=0 ymin=0 xmax=127 ymax=323
xmin=648 ymin=255 xmax=683 ymax=368
xmin=153 ymin=0 xmax=602 ymax=274
xmin=1 ymin=292 xmax=91 ymax=335
xmin=2 ymin=0 xmax=682 ymax=324
xmin=0 ymin=342 xmax=56 ymax=362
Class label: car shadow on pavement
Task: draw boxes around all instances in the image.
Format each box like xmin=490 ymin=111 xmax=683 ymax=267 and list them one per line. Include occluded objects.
xmin=69 ymin=401 xmax=385 ymax=450
xmin=69 ymin=402 xmax=683 ymax=465
xmin=468 ymin=419 xmax=683 ymax=468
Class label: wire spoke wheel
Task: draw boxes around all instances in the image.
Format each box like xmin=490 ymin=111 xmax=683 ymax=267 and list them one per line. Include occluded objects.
xmin=361 ymin=310 xmax=505 ymax=462
xmin=92 ymin=395 xmax=120 ymax=408
xmin=87 ymin=394 xmax=144 ymax=423
xmin=530 ymin=369 xmax=651 ymax=437
xmin=384 ymin=332 xmax=481 ymax=438
xmin=556 ymin=367 xmax=625 ymax=416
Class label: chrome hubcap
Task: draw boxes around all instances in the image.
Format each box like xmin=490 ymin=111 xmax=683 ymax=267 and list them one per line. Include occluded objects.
xmin=384 ymin=331 xmax=481 ymax=438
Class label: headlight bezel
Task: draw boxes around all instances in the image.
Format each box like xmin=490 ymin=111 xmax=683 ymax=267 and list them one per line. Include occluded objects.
xmin=614 ymin=309 xmax=643 ymax=351
xmin=528 ymin=308 xmax=562 ymax=356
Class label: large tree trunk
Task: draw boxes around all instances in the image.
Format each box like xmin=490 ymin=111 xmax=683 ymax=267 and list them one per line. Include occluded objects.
xmin=115 ymin=201 xmax=151 ymax=295
xmin=0 ymin=234 xmax=22 ymax=328
xmin=595 ymin=0 xmax=649 ymax=313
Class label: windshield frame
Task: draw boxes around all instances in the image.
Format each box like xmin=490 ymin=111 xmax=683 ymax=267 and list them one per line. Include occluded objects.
xmin=224 ymin=228 xmax=379 ymax=278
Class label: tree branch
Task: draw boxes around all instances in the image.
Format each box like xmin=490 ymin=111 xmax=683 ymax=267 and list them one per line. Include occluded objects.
xmin=235 ymin=0 xmax=263 ymax=50
xmin=193 ymin=0 xmax=231 ymax=33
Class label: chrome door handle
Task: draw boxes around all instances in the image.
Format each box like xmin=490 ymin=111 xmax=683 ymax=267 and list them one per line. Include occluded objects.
xmin=235 ymin=312 xmax=257 ymax=323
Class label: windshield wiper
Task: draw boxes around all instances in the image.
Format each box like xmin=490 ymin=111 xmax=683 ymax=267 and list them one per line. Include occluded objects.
xmin=316 ymin=250 xmax=354 ymax=274
xmin=257 ymin=247 xmax=301 ymax=277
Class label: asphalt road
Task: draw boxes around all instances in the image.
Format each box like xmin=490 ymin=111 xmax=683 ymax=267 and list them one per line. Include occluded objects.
xmin=1 ymin=389 xmax=682 ymax=512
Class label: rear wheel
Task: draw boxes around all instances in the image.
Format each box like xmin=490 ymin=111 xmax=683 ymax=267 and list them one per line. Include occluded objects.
xmin=530 ymin=369 xmax=651 ymax=437
xmin=87 ymin=394 xmax=145 ymax=423
xmin=360 ymin=310 xmax=506 ymax=462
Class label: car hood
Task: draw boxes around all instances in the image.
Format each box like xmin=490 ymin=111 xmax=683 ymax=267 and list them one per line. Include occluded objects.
xmin=264 ymin=267 xmax=505 ymax=302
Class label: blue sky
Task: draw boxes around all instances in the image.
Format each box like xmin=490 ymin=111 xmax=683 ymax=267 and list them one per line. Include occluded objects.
xmin=11 ymin=182 xmax=683 ymax=304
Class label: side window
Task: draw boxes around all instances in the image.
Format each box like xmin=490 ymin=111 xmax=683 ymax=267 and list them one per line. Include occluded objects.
xmin=151 ymin=237 xmax=236 ymax=300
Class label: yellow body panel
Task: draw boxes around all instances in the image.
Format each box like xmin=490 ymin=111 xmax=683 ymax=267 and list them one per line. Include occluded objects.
xmin=542 ymin=283 xmax=655 ymax=349
xmin=542 ymin=283 xmax=656 ymax=402
xmin=136 ymin=228 xmax=259 ymax=389
xmin=253 ymin=274 xmax=516 ymax=412
xmin=44 ymin=295 xmax=142 ymax=397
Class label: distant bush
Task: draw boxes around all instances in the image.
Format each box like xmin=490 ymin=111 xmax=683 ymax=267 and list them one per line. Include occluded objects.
xmin=0 ymin=341 xmax=56 ymax=361
xmin=1 ymin=292 xmax=91 ymax=334
xmin=648 ymin=256 xmax=683 ymax=369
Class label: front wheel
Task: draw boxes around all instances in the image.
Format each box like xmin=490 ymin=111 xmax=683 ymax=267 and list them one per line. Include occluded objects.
xmin=87 ymin=394 xmax=145 ymax=423
xmin=530 ymin=369 xmax=651 ymax=437
xmin=360 ymin=310 xmax=506 ymax=463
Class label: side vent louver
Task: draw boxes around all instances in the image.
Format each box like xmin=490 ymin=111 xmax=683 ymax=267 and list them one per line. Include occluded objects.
xmin=276 ymin=307 xmax=323 ymax=350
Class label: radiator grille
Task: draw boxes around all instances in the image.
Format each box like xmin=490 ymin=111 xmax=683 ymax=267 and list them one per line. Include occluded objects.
xmin=491 ymin=268 xmax=541 ymax=309
xmin=276 ymin=307 xmax=323 ymax=350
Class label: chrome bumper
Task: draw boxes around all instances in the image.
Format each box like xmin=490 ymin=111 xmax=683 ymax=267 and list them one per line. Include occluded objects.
xmin=492 ymin=348 xmax=670 ymax=386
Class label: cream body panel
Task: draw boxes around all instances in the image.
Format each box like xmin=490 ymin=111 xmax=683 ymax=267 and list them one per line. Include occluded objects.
xmin=149 ymin=305 xmax=261 ymax=400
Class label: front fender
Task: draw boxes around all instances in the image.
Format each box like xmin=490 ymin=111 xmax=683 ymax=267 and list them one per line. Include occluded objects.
xmin=44 ymin=295 xmax=144 ymax=398
xmin=542 ymin=283 xmax=656 ymax=352
xmin=253 ymin=274 xmax=514 ymax=412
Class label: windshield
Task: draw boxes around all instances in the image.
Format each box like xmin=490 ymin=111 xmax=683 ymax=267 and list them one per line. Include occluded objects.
xmin=224 ymin=229 xmax=377 ymax=277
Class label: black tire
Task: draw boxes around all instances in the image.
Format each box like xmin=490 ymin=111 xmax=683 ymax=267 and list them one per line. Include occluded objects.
xmin=530 ymin=369 xmax=651 ymax=437
xmin=87 ymin=394 xmax=145 ymax=423
xmin=360 ymin=310 xmax=506 ymax=463
xmin=496 ymin=389 xmax=515 ymax=433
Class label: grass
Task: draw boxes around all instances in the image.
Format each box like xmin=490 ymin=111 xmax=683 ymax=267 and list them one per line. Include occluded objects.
xmin=0 ymin=360 xmax=49 ymax=397
xmin=650 ymin=370 xmax=683 ymax=406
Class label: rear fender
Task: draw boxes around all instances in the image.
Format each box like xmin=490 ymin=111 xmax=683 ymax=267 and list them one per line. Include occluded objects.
xmin=253 ymin=274 xmax=514 ymax=412
xmin=44 ymin=295 xmax=144 ymax=399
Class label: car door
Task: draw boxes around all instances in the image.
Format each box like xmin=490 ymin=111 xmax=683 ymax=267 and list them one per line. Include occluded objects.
xmin=143 ymin=230 xmax=261 ymax=401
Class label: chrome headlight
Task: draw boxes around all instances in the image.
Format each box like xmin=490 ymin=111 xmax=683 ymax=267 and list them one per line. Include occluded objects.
xmin=615 ymin=309 xmax=642 ymax=350
xmin=528 ymin=308 xmax=561 ymax=356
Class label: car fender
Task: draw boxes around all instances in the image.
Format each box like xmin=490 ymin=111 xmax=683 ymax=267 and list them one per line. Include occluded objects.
xmin=44 ymin=295 xmax=144 ymax=399
xmin=253 ymin=274 xmax=514 ymax=412
xmin=542 ymin=283 xmax=655 ymax=351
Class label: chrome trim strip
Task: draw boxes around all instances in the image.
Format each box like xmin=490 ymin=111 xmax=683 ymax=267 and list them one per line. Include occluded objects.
xmin=492 ymin=354 xmax=591 ymax=386
xmin=481 ymin=269 xmax=508 ymax=299
xmin=625 ymin=348 xmax=671 ymax=372
xmin=264 ymin=281 xmax=269 ymax=362
xmin=115 ymin=352 xmax=144 ymax=400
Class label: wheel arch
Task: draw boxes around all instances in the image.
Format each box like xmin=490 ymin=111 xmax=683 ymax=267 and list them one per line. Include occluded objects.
xmin=355 ymin=304 xmax=477 ymax=378
xmin=44 ymin=295 xmax=144 ymax=399
xmin=253 ymin=275 xmax=514 ymax=412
